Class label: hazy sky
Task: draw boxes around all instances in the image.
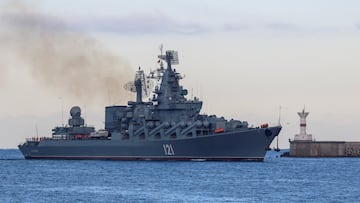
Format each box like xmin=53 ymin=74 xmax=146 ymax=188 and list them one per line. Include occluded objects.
xmin=0 ymin=0 xmax=360 ymax=148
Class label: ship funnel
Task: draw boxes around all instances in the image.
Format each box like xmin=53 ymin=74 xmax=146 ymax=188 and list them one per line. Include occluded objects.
xmin=135 ymin=76 xmax=142 ymax=103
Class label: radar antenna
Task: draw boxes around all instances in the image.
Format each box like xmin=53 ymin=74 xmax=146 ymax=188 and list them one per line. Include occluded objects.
xmin=159 ymin=44 xmax=164 ymax=69
xmin=124 ymin=67 xmax=154 ymax=103
xmin=158 ymin=50 xmax=179 ymax=69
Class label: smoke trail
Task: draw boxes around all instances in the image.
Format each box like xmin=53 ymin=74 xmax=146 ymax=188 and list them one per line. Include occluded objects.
xmin=0 ymin=0 xmax=133 ymax=105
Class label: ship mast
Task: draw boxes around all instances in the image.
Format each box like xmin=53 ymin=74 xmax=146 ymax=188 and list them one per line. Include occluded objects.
xmin=159 ymin=44 xmax=164 ymax=70
xmin=275 ymin=106 xmax=281 ymax=151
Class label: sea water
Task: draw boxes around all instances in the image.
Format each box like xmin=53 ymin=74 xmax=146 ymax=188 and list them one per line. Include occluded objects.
xmin=1 ymin=149 xmax=360 ymax=203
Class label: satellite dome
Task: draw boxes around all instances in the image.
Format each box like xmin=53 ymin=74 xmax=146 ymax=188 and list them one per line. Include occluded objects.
xmin=70 ymin=106 xmax=81 ymax=117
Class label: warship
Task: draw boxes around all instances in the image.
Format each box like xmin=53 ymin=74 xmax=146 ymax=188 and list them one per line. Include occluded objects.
xmin=18 ymin=48 xmax=282 ymax=161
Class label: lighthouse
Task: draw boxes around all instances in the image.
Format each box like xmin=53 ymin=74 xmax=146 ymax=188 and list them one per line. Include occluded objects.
xmin=294 ymin=108 xmax=312 ymax=141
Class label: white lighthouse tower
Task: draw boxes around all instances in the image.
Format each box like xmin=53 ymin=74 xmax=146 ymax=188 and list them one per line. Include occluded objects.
xmin=294 ymin=108 xmax=312 ymax=141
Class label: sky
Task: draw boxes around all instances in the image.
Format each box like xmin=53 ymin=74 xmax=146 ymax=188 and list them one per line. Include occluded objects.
xmin=0 ymin=0 xmax=360 ymax=148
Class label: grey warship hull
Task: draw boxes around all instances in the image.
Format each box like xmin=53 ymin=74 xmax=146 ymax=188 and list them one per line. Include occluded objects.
xmin=18 ymin=48 xmax=282 ymax=161
xmin=19 ymin=126 xmax=281 ymax=161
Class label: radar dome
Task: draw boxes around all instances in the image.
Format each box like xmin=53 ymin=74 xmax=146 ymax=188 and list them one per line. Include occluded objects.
xmin=70 ymin=106 xmax=81 ymax=117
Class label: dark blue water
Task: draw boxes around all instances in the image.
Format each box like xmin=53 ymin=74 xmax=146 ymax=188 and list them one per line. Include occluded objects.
xmin=1 ymin=149 xmax=360 ymax=202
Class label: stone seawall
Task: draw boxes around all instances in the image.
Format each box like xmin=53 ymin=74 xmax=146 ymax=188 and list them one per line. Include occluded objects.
xmin=289 ymin=141 xmax=360 ymax=157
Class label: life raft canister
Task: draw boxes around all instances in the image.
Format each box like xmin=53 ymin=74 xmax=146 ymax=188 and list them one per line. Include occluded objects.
xmin=214 ymin=128 xmax=225 ymax=133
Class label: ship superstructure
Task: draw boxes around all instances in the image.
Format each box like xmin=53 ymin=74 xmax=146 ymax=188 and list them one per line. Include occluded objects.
xmin=19 ymin=48 xmax=282 ymax=161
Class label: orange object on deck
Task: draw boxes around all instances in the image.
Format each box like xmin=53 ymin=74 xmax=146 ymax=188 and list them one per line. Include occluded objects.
xmin=214 ymin=128 xmax=225 ymax=133
xmin=260 ymin=123 xmax=269 ymax=128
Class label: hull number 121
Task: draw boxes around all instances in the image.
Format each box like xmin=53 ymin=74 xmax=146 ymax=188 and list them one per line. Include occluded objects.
xmin=163 ymin=144 xmax=175 ymax=156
